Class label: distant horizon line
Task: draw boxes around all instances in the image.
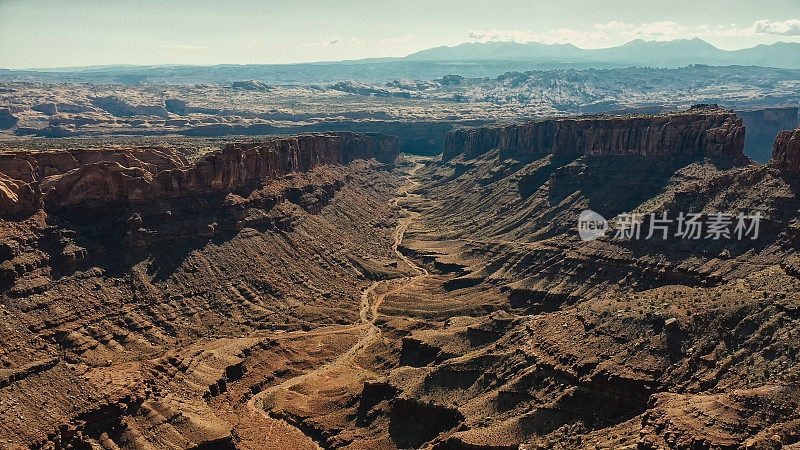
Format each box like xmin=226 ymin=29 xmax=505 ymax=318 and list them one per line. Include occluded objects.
xmin=3 ymin=37 xmax=798 ymax=72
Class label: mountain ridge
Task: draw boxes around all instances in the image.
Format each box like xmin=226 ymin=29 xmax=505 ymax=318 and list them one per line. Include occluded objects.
xmin=404 ymin=38 xmax=800 ymax=68
xmin=1 ymin=39 xmax=799 ymax=84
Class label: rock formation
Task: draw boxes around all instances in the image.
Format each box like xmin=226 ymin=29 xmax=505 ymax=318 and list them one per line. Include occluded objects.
xmin=377 ymin=112 xmax=800 ymax=448
xmin=148 ymin=132 xmax=397 ymax=200
xmin=230 ymin=80 xmax=273 ymax=91
xmin=0 ymin=172 xmax=39 ymax=213
xmin=444 ymin=105 xmax=746 ymax=160
xmin=772 ymin=124 xmax=800 ymax=175
xmin=0 ymin=132 xmax=398 ymax=212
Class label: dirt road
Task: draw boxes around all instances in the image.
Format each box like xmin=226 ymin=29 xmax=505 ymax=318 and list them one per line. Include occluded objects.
xmin=245 ymin=161 xmax=428 ymax=448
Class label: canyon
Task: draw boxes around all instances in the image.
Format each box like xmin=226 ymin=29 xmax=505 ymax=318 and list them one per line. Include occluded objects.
xmin=0 ymin=104 xmax=799 ymax=448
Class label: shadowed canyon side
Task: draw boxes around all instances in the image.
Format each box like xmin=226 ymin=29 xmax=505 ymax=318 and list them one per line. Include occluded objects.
xmin=0 ymin=132 xmax=411 ymax=448
xmin=2 ymin=109 xmax=800 ymax=449
xmin=388 ymin=109 xmax=800 ymax=448
xmin=738 ymin=107 xmax=800 ymax=163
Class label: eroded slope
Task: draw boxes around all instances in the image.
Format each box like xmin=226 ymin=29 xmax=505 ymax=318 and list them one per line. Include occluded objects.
xmin=0 ymin=133 xmax=409 ymax=448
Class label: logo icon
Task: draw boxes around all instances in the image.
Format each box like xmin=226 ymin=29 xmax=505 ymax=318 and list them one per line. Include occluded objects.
xmin=578 ymin=209 xmax=608 ymax=241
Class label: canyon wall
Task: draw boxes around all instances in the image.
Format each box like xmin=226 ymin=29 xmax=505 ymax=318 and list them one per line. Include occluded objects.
xmin=0 ymin=141 xmax=406 ymax=448
xmin=772 ymin=124 xmax=800 ymax=175
xmin=0 ymin=132 xmax=398 ymax=213
xmin=737 ymin=106 xmax=799 ymax=162
xmin=444 ymin=105 xmax=745 ymax=160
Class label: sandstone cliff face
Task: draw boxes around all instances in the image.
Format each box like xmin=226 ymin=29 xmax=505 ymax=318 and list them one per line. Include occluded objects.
xmin=772 ymin=125 xmax=800 ymax=175
xmin=0 ymin=132 xmax=398 ymax=212
xmin=444 ymin=105 xmax=745 ymax=160
xmin=151 ymin=132 xmax=397 ymax=199
xmin=0 ymin=173 xmax=39 ymax=213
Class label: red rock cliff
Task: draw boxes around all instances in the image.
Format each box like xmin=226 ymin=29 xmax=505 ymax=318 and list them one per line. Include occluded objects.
xmin=772 ymin=125 xmax=800 ymax=176
xmin=444 ymin=105 xmax=745 ymax=160
xmin=151 ymin=132 xmax=397 ymax=198
xmin=0 ymin=132 xmax=398 ymax=213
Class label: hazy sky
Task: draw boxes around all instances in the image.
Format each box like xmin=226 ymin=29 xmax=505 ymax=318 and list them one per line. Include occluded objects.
xmin=1 ymin=0 xmax=799 ymax=69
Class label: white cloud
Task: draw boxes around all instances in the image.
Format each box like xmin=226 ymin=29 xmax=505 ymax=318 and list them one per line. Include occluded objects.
xmin=305 ymin=37 xmax=341 ymax=47
xmin=548 ymin=28 xmax=608 ymax=45
xmin=467 ymin=29 xmax=536 ymax=42
xmin=594 ymin=21 xmax=633 ymax=31
xmin=466 ymin=28 xmax=608 ymax=47
xmin=620 ymin=21 xmax=689 ymax=41
xmin=753 ymin=19 xmax=800 ymax=36
xmin=304 ymin=37 xmax=367 ymax=47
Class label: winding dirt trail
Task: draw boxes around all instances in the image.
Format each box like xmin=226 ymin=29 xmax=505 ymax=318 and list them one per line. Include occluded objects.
xmin=245 ymin=161 xmax=428 ymax=447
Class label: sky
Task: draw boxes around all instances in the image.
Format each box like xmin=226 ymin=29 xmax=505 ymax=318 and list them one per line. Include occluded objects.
xmin=1 ymin=0 xmax=799 ymax=69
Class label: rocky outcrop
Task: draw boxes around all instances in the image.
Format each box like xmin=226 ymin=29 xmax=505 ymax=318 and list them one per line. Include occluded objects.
xmin=0 ymin=172 xmax=40 ymax=214
xmin=230 ymin=80 xmax=273 ymax=91
xmin=772 ymin=125 xmax=800 ymax=175
xmin=445 ymin=105 xmax=745 ymax=160
xmin=0 ymin=132 xmax=398 ymax=213
xmin=41 ymin=162 xmax=157 ymax=207
xmin=0 ymin=147 xmax=188 ymax=184
xmin=90 ymin=95 xmax=171 ymax=118
xmin=150 ymin=132 xmax=397 ymax=201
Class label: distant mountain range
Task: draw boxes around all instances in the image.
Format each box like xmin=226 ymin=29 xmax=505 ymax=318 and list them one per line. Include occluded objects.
xmin=405 ymin=38 xmax=800 ymax=68
xmin=1 ymin=38 xmax=799 ymax=85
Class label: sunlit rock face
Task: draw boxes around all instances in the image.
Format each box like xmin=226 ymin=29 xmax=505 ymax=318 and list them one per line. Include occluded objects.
xmin=0 ymin=132 xmax=398 ymax=212
xmin=445 ymin=105 xmax=746 ymax=161
xmin=772 ymin=125 xmax=800 ymax=176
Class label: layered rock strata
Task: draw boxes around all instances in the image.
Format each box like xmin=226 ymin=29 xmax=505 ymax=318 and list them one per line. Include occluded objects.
xmin=772 ymin=124 xmax=800 ymax=175
xmin=0 ymin=134 xmax=404 ymax=448
xmin=444 ymin=105 xmax=746 ymax=160
xmin=0 ymin=132 xmax=398 ymax=213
